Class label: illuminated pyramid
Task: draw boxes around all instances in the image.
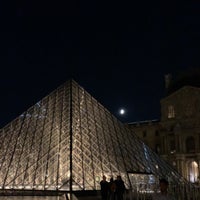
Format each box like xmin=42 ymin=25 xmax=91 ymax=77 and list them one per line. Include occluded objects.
xmin=0 ymin=80 xmax=186 ymax=191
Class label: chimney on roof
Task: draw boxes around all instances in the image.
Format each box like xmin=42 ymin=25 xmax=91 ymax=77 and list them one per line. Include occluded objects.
xmin=165 ymin=74 xmax=172 ymax=90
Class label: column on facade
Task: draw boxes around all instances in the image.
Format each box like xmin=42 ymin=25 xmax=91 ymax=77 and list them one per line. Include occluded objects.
xmin=176 ymin=159 xmax=181 ymax=175
xmin=176 ymin=155 xmax=185 ymax=178
xmin=181 ymin=158 xmax=186 ymax=179
xmin=198 ymin=133 xmax=200 ymax=152
xmin=179 ymin=134 xmax=183 ymax=152
xmin=197 ymin=154 xmax=200 ymax=182
xmin=161 ymin=136 xmax=165 ymax=154
xmin=164 ymin=135 xmax=169 ymax=154
xmin=175 ymin=134 xmax=180 ymax=153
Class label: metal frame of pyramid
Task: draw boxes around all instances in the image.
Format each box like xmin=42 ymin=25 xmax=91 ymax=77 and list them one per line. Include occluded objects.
xmin=0 ymin=80 xmax=189 ymax=192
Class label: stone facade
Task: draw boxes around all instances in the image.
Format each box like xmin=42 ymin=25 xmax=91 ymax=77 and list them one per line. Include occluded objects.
xmin=128 ymin=120 xmax=161 ymax=153
xmin=128 ymin=86 xmax=200 ymax=183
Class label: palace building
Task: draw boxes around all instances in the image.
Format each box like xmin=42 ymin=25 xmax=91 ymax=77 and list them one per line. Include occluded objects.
xmin=128 ymin=69 xmax=200 ymax=184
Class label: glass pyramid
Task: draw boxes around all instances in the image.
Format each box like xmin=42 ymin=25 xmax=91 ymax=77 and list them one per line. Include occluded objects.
xmin=0 ymin=80 xmax=187 ymax=191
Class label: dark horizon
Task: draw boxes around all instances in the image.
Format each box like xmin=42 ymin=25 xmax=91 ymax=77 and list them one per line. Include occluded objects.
xmin=0 ymin=2 xmax=200 ymax=128
xmin=0 ymin=67 xmax=194 ymax=129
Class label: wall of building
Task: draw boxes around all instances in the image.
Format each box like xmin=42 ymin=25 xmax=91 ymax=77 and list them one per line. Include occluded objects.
xmin=128 ymin=86 xmax=200 ymax=183
xmin=128 ymin=120 xmax=161 ymax=153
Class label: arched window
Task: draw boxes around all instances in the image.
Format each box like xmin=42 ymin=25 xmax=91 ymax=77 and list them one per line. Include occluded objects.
xmin=186 ymin=136 xmax=195 ymax=153
xmin=188 ymin=161 xmax=199 ymax=183
xmin=168 ymin=105 xmax=175 ymax=118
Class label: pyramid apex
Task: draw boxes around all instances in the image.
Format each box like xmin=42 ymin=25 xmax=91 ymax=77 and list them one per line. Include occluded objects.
xmin=0 ymin=77 xmax=188 ymax=192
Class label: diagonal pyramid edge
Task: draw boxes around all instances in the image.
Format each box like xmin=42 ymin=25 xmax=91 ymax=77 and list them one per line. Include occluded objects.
xmin=0 ymin=79 xmax=189 ymax=191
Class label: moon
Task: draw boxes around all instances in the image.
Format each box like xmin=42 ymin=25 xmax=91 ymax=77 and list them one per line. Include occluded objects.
xmin=119 ymin=108 xmax=126 ymax=115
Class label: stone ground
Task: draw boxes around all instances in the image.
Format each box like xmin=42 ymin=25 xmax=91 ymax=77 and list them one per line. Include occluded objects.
xmin=70 ymin=190 xmax=101 ymax=200
xmin=76 ymin=196 xmax=101 ymax=200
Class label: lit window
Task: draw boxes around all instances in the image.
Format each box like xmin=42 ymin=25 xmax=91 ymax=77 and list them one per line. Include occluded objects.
xmin=189 ymin=161 xmax=199 ymax=183
xmin=168 ymin=105 xmax=175 ymax=118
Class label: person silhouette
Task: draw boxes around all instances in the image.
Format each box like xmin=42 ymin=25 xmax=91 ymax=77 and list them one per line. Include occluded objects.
xmin=152 ymin=178 xmax=175 ymax=200
xmin=114 ymin=175 xmax=125 ymax=200
xmin=100 ymin=175 xmax=109 ymax=200
xmin=109 ymin=177 xmax=116 ymax=200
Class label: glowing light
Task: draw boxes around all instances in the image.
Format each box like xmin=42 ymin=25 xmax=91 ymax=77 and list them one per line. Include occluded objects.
xmin=119 ymin=108 xmax=126 ymax=115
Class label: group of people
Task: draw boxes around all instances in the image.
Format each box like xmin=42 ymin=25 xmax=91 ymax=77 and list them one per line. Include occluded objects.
xmin=100 ymin=176 xmax=174 ymax=200
xmin=100 ymin=175 xmax=126 ymax=200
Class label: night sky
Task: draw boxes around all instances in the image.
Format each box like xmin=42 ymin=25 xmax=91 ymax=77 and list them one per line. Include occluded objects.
xmin=0 ymin=2 xmax=200 ymax=128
